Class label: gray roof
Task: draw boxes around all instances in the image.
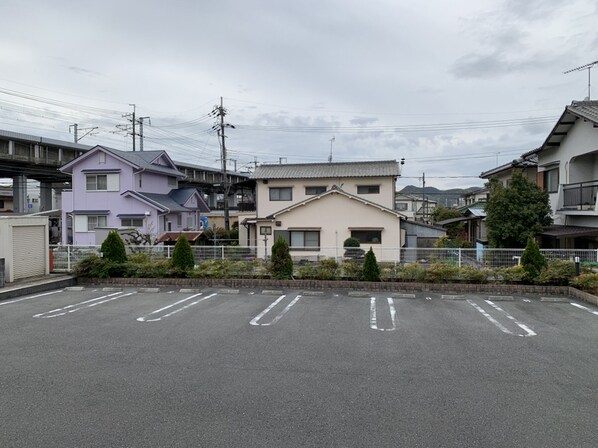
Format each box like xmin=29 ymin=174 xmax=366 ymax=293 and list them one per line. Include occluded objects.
xmin=103 ymin=147 xmax=184 ymax=178
xmin=480 ymin=154 xmax=538 ymax=178
xmin=169 ymin=188 xmax=210 ymax=213
xmin=524 ymin=100 xmax=598 ymax=156
xmin=251 ymin=160 xmax=400 ymax=180
xmin=139 ymin=192 xmax=191 ymax=213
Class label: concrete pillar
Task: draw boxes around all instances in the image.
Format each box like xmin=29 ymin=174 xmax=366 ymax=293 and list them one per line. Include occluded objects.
xmin=228 ymin=189 xmax=239 ymax=208
xmin=40 ymin=181 xmax=53 ymax=211
xmin=13 ymin=174 xmax=28 ymax=214
xmin=208 ymin=192 xmax=218 ymax=208
xmin=8 ymin=140 xmax=14 ymax=155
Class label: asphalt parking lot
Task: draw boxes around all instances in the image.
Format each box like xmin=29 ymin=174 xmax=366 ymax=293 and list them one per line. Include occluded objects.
xmin=1 ymin=287 xmax=597 ymax=447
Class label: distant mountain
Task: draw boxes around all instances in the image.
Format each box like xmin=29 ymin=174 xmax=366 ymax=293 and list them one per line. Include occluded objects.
xmin=398 ymin=185 xmax=481 ymax=208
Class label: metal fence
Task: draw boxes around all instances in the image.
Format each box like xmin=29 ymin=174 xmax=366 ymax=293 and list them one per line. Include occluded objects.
xmin=50 ymin=244 xmax=598 ymax=273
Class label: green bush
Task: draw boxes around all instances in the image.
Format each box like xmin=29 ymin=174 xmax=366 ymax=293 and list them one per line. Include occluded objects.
xmin=459 ymin=265 xmax=490 ymax=284
xmin=535 ymin=260 xmax=576 ymax=285
xmin=571 ymin=273 xmax=598 ymax=294
xmin=339 ymin=260 xmax=362 ymax=280
xmin=127 ymin=253 xmax=151 ymax=264
xmin=101 ymin=231 xmax=127 ymax=263
xmin=270 ymin=237 xmax=293 ymax=279
xmin=343 ymin=237 xmax=365 ymax=259
xmin=172 ymin=235 xmax=195 ymax=271
xmin=125 ymin=259 xmax=172 ymax=278
xmin=493 ymin=265 xmax=527 ymax=283
xmin=295 ymin=259 xmax=338 ymax=280
xmin=74 ymin=254 xmax=127 ymax=278
xmin=362 ymin=248 xmax=380 ymax=282
xmin=424 ymin=263 xmax=460 ymax=283
xmin=191 ymin=259 xmax=233 ymax=278
xmin=521 ymin=237 xmax=546 ymax=281
xmin=395 ymin=263 xmax=427 ymax=282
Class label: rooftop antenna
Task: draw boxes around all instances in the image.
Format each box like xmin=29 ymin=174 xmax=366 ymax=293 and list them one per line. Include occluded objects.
xmin=564 ymin=60 xmax=598 ymax=100
xmin=328 ymin=136 xmax=335 ymax=163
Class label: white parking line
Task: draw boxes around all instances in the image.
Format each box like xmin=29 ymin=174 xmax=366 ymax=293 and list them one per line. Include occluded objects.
xmin=0 ymin=290 xmax=63 ymax=306
xmin=570 ymin=302 xmax=598 ymax=316
xmin=467 ymin=299 xmax=536 ymax=337
xmin=370 ymin=297 xmax=397 ymax=332
xmin=485 ymin=300 xmax=536 ymax=337
xmin=250 ymin=294 xmax=302 ymax=326
xmin=136 ymin=292 xmax=217 ymax=322
xmin=33 ymin=292 xmax=134 ymax=318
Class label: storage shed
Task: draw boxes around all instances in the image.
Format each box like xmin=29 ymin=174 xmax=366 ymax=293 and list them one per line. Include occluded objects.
xmin=0 ymin=216 xmax=49 ymax=283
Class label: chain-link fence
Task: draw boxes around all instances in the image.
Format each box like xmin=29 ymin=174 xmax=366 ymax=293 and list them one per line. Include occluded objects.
xmin=50 ymin=244 xmax=598 ymax=273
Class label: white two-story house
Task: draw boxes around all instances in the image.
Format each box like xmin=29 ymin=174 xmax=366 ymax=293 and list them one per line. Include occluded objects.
xmin=241 ymin=160 xmax=409 ymax=261
xmin=522 ymin=100 xmax=598 ymax=248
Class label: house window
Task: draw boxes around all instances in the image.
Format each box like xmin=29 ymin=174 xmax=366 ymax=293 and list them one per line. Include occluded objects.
xmin=177 ymin=214 xmax=182 ymax=227
xmin=357 ymin=185 xmax=380 ymax=194
xmin=544 ymin=168 xmax=559 ymax=193
xmin=121 ymin=218 xmax=143 ymax=227
xmin=86 ymin=174 xmax=108 ymax=191
xmin=396 ymin=203 xmax=408 ymax=211
xmin=87 ymin=215 xmax=107 ymax=231
xmin=270 ymin=187 xmax=292 ymax=201
xmin=305 ymin=186 xmax=326 ymax=195
xmin=351 ymin=230 xmax=382 ymax=244
xmin=274 ymin=230 xmax=320 ymax=249
xmin=98 ymin=152 xmax=106 ymax=164
xmin=168 ymin=176 xmax=177 ymax=187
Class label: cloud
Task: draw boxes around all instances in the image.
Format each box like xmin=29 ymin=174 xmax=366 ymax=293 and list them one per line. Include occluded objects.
xmin=66 ymin=66 xmax=103 ymax=77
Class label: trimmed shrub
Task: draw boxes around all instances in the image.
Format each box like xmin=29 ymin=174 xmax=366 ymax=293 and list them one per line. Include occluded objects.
xmin=295 ymin=259 xmax=338 ymax=280
xmin=424 ymin=263 xmax=460 ymax=283
xmin=101 ymin=231 xmax=127 ymax=263
xmin=521 ymin=237 xmax=546 ymax=281
xmin=270 ymin=236 xmax=293 ymax=279
xmin=172 ymin=235 xmax=195 ymax=271
xmin=344 ymin=237 xmax=365 ymax=259
xmin=535 ymin=260 xmax=576 ymax=285
xmin=362 ymin=247 xmax=380 ymax=282
xmin=395 ymin=263 xmax=427 ymax=282
xmin=493 ymin=265 xmax=527 ymax=283
xmin=339 ymin=260 xmax=362 ymax=280
xmin=459 ymin=265 xmax=490 ymax=284
xmin=571 ymin=273 xmax=598 ymax=294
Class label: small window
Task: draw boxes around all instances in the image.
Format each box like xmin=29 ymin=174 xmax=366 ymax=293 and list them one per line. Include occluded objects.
xmin=177 ymin=214 xmax=182 ymax=227
xmin=121 ymin=218 xmax=143 ymax=227
xmin=351 ymin=230 xmax=382 ymax=244
xmin=86 ymin=174 xmax=108 ymax=191
xmin=396 ymin=203 xmax=408 ymax=211
xmin=357 ymin=185 xmax=380 ymax=194
xmin=168 ymin=176 xmax=177 ymax=187
xmin=270 ymin=187 xmax=292 ymax=201
xmin=305 ymin=186 xmax=326 ymax=195
xmin=87 ymin=215 xmax=107 ymax=231
xmin=98 ymin=152 xmax=106 ymax=164
xmin=544 ymin=168 xmax=559 ymax=193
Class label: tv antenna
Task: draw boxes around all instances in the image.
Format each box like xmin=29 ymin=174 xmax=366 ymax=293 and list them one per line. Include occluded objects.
xmin=564 ymin=60 xmax=598 ymax=100
xmin=328 ymin=136 xmax=335 ymax=163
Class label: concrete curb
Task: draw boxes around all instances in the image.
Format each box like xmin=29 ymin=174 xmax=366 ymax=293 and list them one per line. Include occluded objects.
xmin=0 ymin=275 xmax=78 ymax=302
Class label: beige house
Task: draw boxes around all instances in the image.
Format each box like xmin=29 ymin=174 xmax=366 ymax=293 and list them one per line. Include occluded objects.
xmin=242 ymin=160 xmax=406 ymax=261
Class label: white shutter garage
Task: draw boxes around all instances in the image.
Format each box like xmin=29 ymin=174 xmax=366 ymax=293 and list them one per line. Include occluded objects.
xmin=12 ymin=225 xmax=46 ymax=280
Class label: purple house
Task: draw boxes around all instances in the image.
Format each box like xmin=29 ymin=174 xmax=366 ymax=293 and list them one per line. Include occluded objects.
xmin=60 ymin=145 xmax=209 ymax=245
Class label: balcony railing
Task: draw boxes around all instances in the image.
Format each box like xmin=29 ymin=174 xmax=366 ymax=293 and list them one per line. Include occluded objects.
xmin=562 ymin=180 xmax=598 ymax=210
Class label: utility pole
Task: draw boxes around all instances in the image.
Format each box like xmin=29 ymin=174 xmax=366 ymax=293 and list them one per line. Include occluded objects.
xmin=328 ymin=136 xmax=335 ymax=163
xmin=422 ymin=172 xmax=426 ymax=223
xmin=211 ymin=97 xmax=235 ymax=231
xmin=69 ymin=124 xmax=98 ymax=143
xmin=118 ymin=104 xmax=137 ymax=151
xmin=139 ymin=117 xmax=151 ymax=151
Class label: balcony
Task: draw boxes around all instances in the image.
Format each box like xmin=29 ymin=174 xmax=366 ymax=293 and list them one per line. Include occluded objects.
xmin=561 ymin=180 xmax=598 ymax=212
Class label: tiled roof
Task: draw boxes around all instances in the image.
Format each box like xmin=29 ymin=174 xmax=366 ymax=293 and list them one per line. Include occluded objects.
xmin=480 ymin=154 xmax=537 ymax=178
xmin=250 ymin=160 xmax=400 ymax=179
xmin=140 ymin=192 xmax=191 ymax=213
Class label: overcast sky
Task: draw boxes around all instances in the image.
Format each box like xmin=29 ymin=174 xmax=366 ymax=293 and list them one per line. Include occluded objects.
xmin=1 ymin=0 xmax=597 ymax=189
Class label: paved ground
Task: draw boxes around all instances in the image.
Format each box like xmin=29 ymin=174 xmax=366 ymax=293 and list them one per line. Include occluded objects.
xmin=1 ymin=286 xmax=597 ymax=447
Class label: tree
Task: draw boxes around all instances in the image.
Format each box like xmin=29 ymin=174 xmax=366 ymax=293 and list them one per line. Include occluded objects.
xmin=270 ymin=236 xmax=293 ymax=279
xmin=485 ymin=170 xmax=552 ymax=248
xmin=172 ymin=235 xmax=195 ymax=270
xmin=362 ymin=247 xmax=380 ymax=282
xmin=521 ymin=236 xmax=546 ymax=281
xmin=432 ymin=206 xmax=466 ymax=240
xmin=343 ymin=237 xmax=365 ymax=259
xmin=101 ymin=231 xmax=127 ymax=263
